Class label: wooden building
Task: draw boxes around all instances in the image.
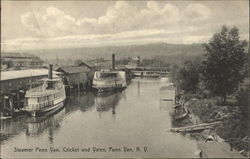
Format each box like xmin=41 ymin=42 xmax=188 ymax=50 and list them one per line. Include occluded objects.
xmin=55 ymin=65 xmax=92 ymax=91
xmin=0 ymin=69 xmax=57 ymax=94
xmin=0 ymin=69 xmax=58 ymax=116
xmin=1 ymin=52 xmax=44 ymax=71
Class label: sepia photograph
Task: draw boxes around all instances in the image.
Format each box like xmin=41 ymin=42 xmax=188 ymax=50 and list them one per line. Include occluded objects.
xmin=0 ymin=0 xmax=249 ymax=158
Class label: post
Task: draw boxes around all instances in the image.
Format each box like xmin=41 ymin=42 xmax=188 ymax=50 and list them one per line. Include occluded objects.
xmin=17 ymin=91 xmax=20 ymax=109
xmin=112 ymin=54 xmax=115 ymax=70
xmin=77 ymin=83 xmax=80 ymax=99
xmin=3 ymin=97 xmax=6 ymax=110
xmin=199 ymin=150 xmax=203 ymax=158
xmin=69 ymin=85 xmax=71 ymax=95
xmin=78 ymin=82 xmax=80 ymax=92
xmin=9 ymin=97 xmax=14 ymax=116
xmin=29 ymin=80 xmax=32 ymax=89
xmin=48 ymin=64 xmax=53 ymax=79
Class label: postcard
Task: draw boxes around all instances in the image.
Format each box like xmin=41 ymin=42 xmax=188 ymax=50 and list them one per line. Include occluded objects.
xmin=1 ymin=0 xmax=249 ymax=158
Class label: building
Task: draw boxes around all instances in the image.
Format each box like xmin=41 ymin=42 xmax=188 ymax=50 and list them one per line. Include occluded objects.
xmin=1 ymin=69 xmax=58 ymax=95
xmin=1 ymin=52 xmax=44 ymax=70
xmin=0 ymin=69 xmax=58 ymax=114
xmin=55 ymin=65 xmax=92 ymax=90
xmin=86 ymin=58 xmax=112 ymax=70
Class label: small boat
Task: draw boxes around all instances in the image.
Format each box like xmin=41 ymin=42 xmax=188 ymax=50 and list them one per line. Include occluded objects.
xmin=205 ymin=135 xmax=216 ymax=142
xmin=92 ymin=70 xmax=126 ymax=93
xmin=24 ymin=77 xmax=66 ymax=117
xmin=173 ymin=103 xmax=182 ymax=109
xmin=174 ymin=111 xmax=188 ymax=121
xmin=172 ymin=106 xmax=189 ymax=121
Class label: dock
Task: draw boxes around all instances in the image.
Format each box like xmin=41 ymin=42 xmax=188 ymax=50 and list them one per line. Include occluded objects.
xmin=159 ymin=85 xmax=176 ymax=104
xmin=131 ymin=70 xmax=169 ymax=78
xmin=197 ymin=141 xmax=245 ymax=158
xmin=170 ymin=121 xmax=221 ymax=133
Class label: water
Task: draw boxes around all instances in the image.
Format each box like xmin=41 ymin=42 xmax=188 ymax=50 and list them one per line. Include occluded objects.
xmin=0 ymin=78 xmax=198 ymax=158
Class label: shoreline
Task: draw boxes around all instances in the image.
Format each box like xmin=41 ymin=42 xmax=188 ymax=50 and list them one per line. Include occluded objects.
xmin=172 ymin=96 xmax=247 ymax=158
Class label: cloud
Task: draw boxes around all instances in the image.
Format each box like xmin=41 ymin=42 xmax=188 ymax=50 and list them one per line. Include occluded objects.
xmin=2 ymin=1 xmax=224 ymax=50
xmin=21 ymin=7 xmax=79 ymax=37
xmin=20 ymin=1 xmax=211 ymax=38
xmin=21 ymin=12 xmax=41 ymax=35
xmin=182 ymin=4 xmax=211 ymax=23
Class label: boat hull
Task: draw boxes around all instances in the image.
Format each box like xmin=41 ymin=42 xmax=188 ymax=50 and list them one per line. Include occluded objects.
xmin=27 ymin=100 xmax=65 ymax=117
xmin=93 ymin=86 xmax=126 ymax=93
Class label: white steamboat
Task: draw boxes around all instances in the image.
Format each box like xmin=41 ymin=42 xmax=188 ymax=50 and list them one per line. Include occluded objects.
xmin=92 ymin=70 xmax=126 ymax=93
xmin=24 ymin=65 xmax=66 ymax=117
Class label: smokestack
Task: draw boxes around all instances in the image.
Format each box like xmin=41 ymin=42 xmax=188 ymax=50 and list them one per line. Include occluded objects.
xmin=137 ymin=56 xmax=140 ymax=65
xmin=112 ymin=54 xmax=115 ymax=70
xmin=48 ymin=64 xmax=53 ymax=79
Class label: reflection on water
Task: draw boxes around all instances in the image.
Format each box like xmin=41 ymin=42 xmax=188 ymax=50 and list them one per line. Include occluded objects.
xmin=0 ymin=117 xmax=27 ymax=142
xmin=26 ymin=109 xmax=64 ymax=136
xmin=95 ymin=92 xmax=122 ymax=114
xmin=65 ymin=92 xmax=95 ymax=114
xmin=0 ymin=92 xmax=96 ymax=143
xmin=1 ymin=78 xmax=198 ymax=158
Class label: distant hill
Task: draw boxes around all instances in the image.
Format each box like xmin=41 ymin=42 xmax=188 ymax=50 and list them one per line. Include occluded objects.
xmin=25 ymin=43 xmax=204 ymax=64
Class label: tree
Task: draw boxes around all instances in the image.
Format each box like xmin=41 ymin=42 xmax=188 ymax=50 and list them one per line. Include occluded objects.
xmin=169 ymin=64 xmax=179 ymax=84
xmin=177 ymin=60 xmax=201 ymax=94
xmin=202 ymin=26 xmax=247 ymax=103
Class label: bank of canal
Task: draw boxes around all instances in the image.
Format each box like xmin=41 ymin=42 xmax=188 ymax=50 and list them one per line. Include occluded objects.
xmin=1 ymin=78 xmax=198 ymax=158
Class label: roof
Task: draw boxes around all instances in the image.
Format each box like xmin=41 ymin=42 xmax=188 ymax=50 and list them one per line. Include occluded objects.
xmin=1 ymin=69 xmax=58 ymax=81
xmin=1 ymin=52 xmax=38 ymax=58
xmin=55 ymin=65 xmax=90 ymax=74
xmin=81 ymin=61 xmax=96 ymax=67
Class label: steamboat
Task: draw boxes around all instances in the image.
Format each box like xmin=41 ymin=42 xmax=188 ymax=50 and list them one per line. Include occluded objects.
xmin=92 ymin=70 xmax=126 ymax=93
xmin=24 ymin=65 xmax=66 ymax=117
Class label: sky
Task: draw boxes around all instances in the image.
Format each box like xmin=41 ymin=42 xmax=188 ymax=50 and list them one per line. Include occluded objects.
xmin=1 ymin=0 xmax=249 ymax=51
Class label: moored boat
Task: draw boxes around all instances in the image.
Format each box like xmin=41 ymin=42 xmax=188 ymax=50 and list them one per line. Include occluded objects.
xmin=92 ymin=70 xmax=126 ymax=93
xmin=132 ymin=71 xmax=160 ymax=78
xmin=24 ymin=65 xmax=66 ymax=117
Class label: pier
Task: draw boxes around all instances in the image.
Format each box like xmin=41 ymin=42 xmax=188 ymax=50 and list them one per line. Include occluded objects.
xmin=170 ymin=121 xmax=222 ymax=133
xmin=131 ymin=70 xmax=169 ymax=78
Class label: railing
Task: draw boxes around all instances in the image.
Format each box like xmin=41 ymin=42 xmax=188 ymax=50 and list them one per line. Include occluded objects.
xmin=26 ymin=100 xmax=54 ymax=110
xmin=26 ymin=89 xmax=61 ymax=96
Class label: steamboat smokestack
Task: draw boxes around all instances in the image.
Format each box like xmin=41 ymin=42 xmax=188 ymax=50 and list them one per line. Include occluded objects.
xmin=48 ymin=64 xmax=53 ymax=79
xmin=112 ymin=54 xmax=115 ymax=70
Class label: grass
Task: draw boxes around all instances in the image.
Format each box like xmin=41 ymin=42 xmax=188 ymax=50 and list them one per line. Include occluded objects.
xmin=183 ymin=92 xmax=249 ymax=154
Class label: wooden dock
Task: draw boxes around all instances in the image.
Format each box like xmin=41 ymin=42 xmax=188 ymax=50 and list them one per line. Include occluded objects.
xmin=197 ymin=141 xmax=245 ymax=158
xmin=170 ymin=121 xmax=221 ymax=133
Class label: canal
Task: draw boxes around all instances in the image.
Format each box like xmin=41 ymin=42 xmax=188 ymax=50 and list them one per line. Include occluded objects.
xmin=0 ymin=78 xmax=198 ymax=158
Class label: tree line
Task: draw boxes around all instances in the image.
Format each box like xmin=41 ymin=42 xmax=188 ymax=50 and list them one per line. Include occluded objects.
xmin=170 ymin=25 xmax=249 ymax=104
